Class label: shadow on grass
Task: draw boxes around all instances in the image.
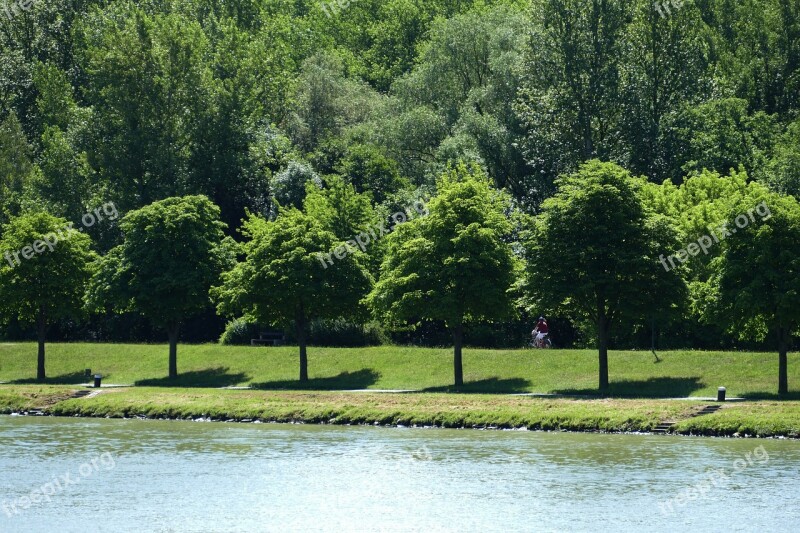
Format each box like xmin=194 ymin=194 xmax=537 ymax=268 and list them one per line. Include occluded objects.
xmin=554 ymin=377 xmax=705 ymax=398
xmin=740 ymin=391 xmax=800 ymax=401
xmin=251 ymin=369 xmax=381 ymax=391
xmin=420 ymin=377 xmax=532 ymax=394
xmin=135 ymin=367 xmax=250 ymax=388
xmin=10 ymin=371 xmax=93 ymax=385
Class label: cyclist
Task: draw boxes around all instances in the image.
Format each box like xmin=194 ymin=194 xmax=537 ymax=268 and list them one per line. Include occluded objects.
xmin=531 ymin=317 xmax=549 ymax=348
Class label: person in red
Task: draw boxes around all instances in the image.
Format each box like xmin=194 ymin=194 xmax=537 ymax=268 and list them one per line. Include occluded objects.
xmin=532 ymin=317 xmax=549 ymax=347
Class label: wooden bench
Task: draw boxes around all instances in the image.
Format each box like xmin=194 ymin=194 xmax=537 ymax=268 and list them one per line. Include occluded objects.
xmin=251 ymin=331 xmax=285 ymax=347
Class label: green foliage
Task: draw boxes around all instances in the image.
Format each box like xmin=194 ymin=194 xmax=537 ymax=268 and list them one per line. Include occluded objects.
xmin=89 ymin=195 xmax=230 ymax=326
xmin=336 ymin=144 xmax=407 ymax=203
xmin=370 ymin=164 xmax=518 ymax=326
xmin=219 ymin=317 xmax=262 ymax=346
xmin=712 ymin=191 xmax=800 ymax=393
xmin=88 ymin=195 xmax=231 ymax=377
xmin=212 ymin=207 xmax=373 ymax=380
xmin=214 ymin=208 xmax=371 ymax=326
xmin=303 ymin=174 xmax=375 ymax=240
xmin=670 ymin=98 xmax=779 ymax=181
xmin=271 ymin=160 xmax=322 ymax=210
xmin=0 ymin=113 xmax=36 ymax=226
xmin=0 ymin=211 xmax=95 ymax=379
xmin=765 ymin=118 xmax=800 ymax=197
xmin=368 ymin=163 xmax=519 ymax=385
xmin=2 ymin=0 xmax=800 ymax=360
xmin=0 ymin=212 xmax=95 ymax=325
xmin=523 ymin=160 xmax=686 ymax=389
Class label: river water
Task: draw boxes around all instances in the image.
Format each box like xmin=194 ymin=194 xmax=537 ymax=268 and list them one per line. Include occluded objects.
xmin=0 ymin=416 xmax=798 ymax=532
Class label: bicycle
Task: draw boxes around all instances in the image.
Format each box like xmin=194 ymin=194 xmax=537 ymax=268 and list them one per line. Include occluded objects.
xmin=528 ymin=334 xmax=552 ymax=349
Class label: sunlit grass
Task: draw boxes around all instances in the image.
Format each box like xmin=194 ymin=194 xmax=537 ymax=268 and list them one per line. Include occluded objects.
xmin=1 ymin=385 xmax=798 ymax=437
xmin=0 ymin=343 xmax=797 ymax=398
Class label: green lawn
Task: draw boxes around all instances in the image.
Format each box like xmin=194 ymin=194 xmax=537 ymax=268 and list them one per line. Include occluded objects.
xmin=1 ymin=385 xmax=799 ymax=437
xmin=0 ymin=342 xmax=797 ymax=398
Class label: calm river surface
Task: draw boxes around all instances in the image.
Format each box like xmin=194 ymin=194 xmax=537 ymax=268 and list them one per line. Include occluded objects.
xmin=0 ymin=416 xmax=798 ymax=532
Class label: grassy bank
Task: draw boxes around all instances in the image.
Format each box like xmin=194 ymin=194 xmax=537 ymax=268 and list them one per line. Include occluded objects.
xmin=1 ymin=343 xmax=798 ymax=398
xmin=1 ymin=385 xmax=799 ymax=437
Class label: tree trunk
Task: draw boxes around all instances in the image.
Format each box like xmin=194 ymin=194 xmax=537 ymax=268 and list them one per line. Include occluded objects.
xmin=167 ymin=323 xmax=180 ymax=379
xmin=453 ymin=323 xmax=464 ymax=387
xmin=778 ymin=327 xmax=789 ymax=396
xmin=296 ymin=308 xmax=308 ymax=382
xmin=597 ymin=311 xmax=610 ymax=394
xmin=36 ymin=306 xmax=46 ymax=382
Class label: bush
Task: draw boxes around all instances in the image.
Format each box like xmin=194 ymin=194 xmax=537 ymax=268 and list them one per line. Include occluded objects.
xmin=284 ymin=318 xmax=388 ymax=347
xmin=219 ymin=318 xmax=262 ymax=345
xmin=221 ymin=317 xmax=387 ymax=347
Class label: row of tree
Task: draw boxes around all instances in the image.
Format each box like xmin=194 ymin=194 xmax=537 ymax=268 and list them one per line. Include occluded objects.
xmin=1 ymin=161 xmax=797 ymax=394
xmin=3 ymin=0 xmax=800 ymax=221
xmin=3 ymin=0 xmax=800 ymax=348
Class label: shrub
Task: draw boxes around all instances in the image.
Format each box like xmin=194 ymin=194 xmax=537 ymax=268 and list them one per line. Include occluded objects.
xmin=219 ymin=318 xmax=262 ymax=345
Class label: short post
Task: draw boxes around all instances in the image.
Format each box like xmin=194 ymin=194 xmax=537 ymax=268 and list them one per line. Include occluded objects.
xmin=94 ymin=374 xmax=102 ymax=388
xmin=717 ymin=386 xmax=726 ymax=402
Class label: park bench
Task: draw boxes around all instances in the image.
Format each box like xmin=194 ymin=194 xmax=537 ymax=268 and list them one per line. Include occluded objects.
xmin=251 ymin=331 xmax=285 ymax=347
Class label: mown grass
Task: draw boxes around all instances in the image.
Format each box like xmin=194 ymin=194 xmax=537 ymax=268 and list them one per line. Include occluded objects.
xmin=1 ymin=385 xmax=798 ymax=437
xmin=1 ymin=343 xmax=797 ymax=397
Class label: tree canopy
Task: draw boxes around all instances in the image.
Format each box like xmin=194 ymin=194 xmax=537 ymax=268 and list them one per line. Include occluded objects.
xmin=87 ymin=195 xmax=231 ymax=379
xmin=368 ymin=164 xmax=519 ymax=386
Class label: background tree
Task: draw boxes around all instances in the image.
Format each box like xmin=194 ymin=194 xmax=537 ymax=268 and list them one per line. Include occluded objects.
xmin=212 ymin=208 xmax=372 ymax=382
xmin=523 ymin=160 xmax=686 ymax=391
xmin=87 ymin=196 xmax=231 ymax=379
xmin=712 ymin=192 xmax=800 ymax=395
xmin=516 ymin=0 xmax=631 ymax=188
xmin=0 ymin=212 xmax=95 ymax=380
xmin=368 ymin=164 xmax=519 ymax=386
xmin=0 ymin=113 xmax=36 ymax=226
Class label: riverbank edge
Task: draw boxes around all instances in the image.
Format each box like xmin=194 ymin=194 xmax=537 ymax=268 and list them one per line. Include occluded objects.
xmin=1 ymin=389 xmax=798 ymax=439
xmin=1 ymin=410 xmax=795 ymax=439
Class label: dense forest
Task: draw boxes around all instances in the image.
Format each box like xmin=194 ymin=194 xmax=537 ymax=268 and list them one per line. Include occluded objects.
xmin=1 ymin=0 xmax=799 ymax=353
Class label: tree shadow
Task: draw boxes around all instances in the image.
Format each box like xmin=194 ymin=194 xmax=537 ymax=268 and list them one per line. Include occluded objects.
xmin=10 ymin=371 xmax=93 ymax=385
xmin=740 ymin=391 xmax=800 ymax=401
xmin=251 ymin=369 xmax=381 ymax=391
xmin=420 ymin=377 xmax=532 ymax=394
xmin=553 ymin=377 xmax=706 ymax=398
xmin=135 ymin=367 xmax=250 ymax=388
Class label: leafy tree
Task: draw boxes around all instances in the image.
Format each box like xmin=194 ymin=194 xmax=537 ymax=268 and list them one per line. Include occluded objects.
xmin=707 ymin=0 xmax=800 ymax=117
xmin=87 ymin=196 xmax=231 ymax=379
xmin=713 ymin=191 xmax=800 ymax=395
xmin=516 ymin=0 xmax=632 ymax=186
xmin=394 ymin=5 xmax=532 ymax=203
xmin=337 ymin=144 xmax=407 ymax=203
xmin=0 ymin=212 xmax=95 ymax=380
xmin=304 ymin=175 xmax=375 ymax=240
xmin=523 ymin=160 xmax=685 ymax=391
xmin=668 ymin=98 xmax=779 ymax=181
xmin=368 ymin=164 xmax=518 ymax=386
xmin=81 ymin=5 xmax=212 ymax=209
xmin=620 ymin=1 xmax=713 ymax=181
xmin=765 ymin=118 xmax=800 ymax=197
xmin=213 ymin=208 xmax=372 ymax=382
xmin=0 ymin=112 xmax=38 ymax=225
xmin=270 ymin=160 xmax=322 ymax=211
xmin=287 ymin=52 xmax=386 ymax=154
